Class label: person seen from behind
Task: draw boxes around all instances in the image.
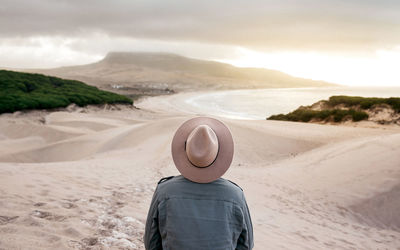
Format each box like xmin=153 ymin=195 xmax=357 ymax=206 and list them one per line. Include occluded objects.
xmin=144 ymin=116 xmax=254 ymax=249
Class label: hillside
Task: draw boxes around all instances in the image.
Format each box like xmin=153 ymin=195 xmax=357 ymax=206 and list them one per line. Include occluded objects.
xmin=25 ymin=52 xmax=337 ymax=97
xmin=268 ymin=95 xmax=400 ymax=125
xmin=0 ymin=70 xmax=132 ymax=114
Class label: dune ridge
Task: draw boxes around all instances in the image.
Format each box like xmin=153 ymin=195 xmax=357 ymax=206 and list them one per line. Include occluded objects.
xmin=0 ymin=95 xmax=399 ymax=249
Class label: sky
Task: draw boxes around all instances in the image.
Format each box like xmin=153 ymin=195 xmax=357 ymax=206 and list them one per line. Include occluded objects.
xmin=1 ymin=0 xmax=400 ymax=86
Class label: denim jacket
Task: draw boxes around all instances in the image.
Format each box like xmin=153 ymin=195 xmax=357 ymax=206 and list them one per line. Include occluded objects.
xmin=144 ymin=175 xmax=254 ymax=250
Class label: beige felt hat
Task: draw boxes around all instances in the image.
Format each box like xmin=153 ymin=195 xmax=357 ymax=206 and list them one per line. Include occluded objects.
xmin=171 ymin=117 xmax=234 ymax=183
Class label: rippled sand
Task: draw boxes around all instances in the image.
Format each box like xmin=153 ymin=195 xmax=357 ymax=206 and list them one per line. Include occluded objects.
xmin=0 ymin=96 xmax=399 ymax=249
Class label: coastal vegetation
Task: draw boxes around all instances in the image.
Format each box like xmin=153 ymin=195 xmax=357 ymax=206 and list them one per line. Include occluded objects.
xmin=326 ymin=96 xmax=400 ymax=112
xmin=0 ymin=70 xmax=133 ymax=114
xmin=268 ymin=108 xmax=369 ymax=122
xmin=267 ymin=95 xmax=400 ymax=123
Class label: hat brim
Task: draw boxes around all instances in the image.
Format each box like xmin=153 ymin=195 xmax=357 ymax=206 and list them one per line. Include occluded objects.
xmin=171 ymin=117 xmax=234 ymax=183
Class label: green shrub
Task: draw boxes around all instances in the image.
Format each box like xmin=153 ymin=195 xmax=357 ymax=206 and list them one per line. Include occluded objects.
xmin=315 ymin=110 xmax=331 ymax=120
xmin=0 ymin=70 xmax=133 ymax=114
xmin=332 ymin=109 xmax=347 ymax=122
xmin=328 ymin=95 xmax=400 ymax=112
xmin=351 ymin=110 xmax=369 ymax=121
xmin=267 ymin=108 xmax=369 ymax=123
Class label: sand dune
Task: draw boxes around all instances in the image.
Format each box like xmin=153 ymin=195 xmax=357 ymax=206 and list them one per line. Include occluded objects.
xmin=265 ymin=133 xmax=400 ymax=229
xmin=0 ymin=95 xmax=399 ymax=249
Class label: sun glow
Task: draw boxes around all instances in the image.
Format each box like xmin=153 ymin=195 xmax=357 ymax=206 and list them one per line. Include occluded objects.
xmin=219 ymin=47 xmax=400 ymax=87
xmin=1 ymin=34 xmax=399 ymax=87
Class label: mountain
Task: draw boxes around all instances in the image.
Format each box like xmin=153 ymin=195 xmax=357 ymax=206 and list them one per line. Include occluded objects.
xmin=25 ymin=52 xmax=337 ymax=97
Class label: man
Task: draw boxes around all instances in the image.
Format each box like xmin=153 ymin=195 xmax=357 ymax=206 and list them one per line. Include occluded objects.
xmin=144 ymin=117 xmax=254 ymax=249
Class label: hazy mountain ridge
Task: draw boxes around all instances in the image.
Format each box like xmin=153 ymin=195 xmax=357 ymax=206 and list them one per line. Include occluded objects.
xmin=24 ymin=52 xmax=337 ymax=96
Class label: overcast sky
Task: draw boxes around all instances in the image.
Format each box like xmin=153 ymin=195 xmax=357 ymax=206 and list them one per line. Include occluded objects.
xmin=1 ymin=0 xmax=400 ymax=85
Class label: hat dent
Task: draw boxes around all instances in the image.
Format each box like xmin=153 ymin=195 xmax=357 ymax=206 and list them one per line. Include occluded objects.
xmin=185 ymin=125 xmax=219 ymax=168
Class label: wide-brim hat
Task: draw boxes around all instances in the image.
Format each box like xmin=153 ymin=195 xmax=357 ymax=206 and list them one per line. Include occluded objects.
xmin=171 ymin=117 xmax=234 ymax=183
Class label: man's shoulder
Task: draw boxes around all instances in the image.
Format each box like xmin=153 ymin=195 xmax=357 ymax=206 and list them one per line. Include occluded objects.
xmin=157 ymin=176 xmax=175 ymax=185
xmin=156 ymin=175 xmax=185 ymax=187
xmin=224 ymin=179 xmax=243 ymax=191
xmin=154 ymin=176 xmax=247 ymax=208
xmin=156 ymin=176 xmax=243 ymax=191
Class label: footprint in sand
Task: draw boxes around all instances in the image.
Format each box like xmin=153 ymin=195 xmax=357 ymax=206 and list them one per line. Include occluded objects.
xmin=0 ymin=215 xmax=19 ymax=225
xmin=33 ymin=202 xmax=46 ymax=207
xmin=61 ymin=202 xmax=78 ymax=209
xmin=31 ymin=210 xmax=66 ymax=222
xmin=74 ymin=189 xmax=144 ymax=249
xmin=82 ymin=237 xmax=98 ymax=246
xmin=68 ymin=237 xmax=98 ymax=249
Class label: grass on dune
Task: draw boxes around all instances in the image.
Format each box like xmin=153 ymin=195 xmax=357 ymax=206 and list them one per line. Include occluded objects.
xmin=268 ymin=108 xmax=369 ymax=122
xmin=327 ymin=95 xmax=400 ymax=112
xmin=267 ymin=95 xmax=400 ymax=123
xmin=0 ymin=70 xmax=133 ymax=114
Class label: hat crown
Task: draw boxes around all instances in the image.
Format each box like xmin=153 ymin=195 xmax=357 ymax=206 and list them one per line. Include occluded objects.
xmin=185 ymin=125 xmax=219 ymax=168
xmin=171 ymin=116 xmax=234 ymax=183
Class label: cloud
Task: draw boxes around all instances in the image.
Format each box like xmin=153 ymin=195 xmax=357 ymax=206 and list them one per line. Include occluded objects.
xmin=0 ymin=36 xmax=103 ymax=68
xmin=0 ymin=34 xmax=241 ymax=68
xmin=1 ymin=0 xmax=400 ymax=51
xmin=1 ymin=0 xmax=400 ymax=87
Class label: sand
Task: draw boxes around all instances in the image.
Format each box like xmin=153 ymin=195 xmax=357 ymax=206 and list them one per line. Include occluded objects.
xmin=0 ymin=93 xmax=400 ymax=249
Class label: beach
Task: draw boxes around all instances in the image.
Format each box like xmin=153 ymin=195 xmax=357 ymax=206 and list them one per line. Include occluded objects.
xmin=0 ymin=92 xmax=400 ymax=249
xmin=137 ymin=87 xmax=400 ymax=120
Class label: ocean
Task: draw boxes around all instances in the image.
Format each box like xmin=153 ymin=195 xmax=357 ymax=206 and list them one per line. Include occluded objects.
xmin=184 ymin=87 xmax=400 ymax=120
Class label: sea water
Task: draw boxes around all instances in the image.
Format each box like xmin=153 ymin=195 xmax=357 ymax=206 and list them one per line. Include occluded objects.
xmin=184 ymin=87 xmax=400 ymax=120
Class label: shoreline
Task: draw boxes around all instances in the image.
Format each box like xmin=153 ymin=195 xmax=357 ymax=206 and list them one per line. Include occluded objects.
xmin=136 ymin=89 xmax=400 ymax=130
